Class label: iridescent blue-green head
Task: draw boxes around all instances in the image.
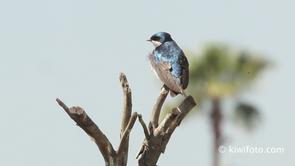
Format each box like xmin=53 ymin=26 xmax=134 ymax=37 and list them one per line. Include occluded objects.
xmin=147 ymin=32 xmax=173 ymax=47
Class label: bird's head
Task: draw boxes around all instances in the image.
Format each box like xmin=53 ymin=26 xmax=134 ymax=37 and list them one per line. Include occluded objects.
xmin=147 ymin=32 xmax=173 ymax=47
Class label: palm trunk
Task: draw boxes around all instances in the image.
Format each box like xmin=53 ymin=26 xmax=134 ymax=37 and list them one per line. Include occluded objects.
xmin=211 ymin=97 xmax=222 ymax=166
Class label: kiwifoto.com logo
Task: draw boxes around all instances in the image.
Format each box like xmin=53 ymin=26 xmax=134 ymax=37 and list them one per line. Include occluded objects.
xmin=218 ymin=145 xmax=285 ymax=154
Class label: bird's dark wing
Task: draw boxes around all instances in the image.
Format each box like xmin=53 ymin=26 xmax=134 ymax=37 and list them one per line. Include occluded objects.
xmin=179 ymin=53 xmax=189 ymax=90
xmin=148 ymin=53 xmax=183 ymax=96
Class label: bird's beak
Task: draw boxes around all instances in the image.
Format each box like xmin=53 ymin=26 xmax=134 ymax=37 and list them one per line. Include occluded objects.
xmin=147 ymin=39 xmax=151 ymax=42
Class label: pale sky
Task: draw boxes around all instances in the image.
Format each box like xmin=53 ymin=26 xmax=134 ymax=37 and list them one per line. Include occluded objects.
xmin=0 ymin=0 xmax=294 ymax=165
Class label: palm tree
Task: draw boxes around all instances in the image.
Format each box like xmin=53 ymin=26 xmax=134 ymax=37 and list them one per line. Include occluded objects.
xmin=166 ymin=44 xmax=269 ymax=166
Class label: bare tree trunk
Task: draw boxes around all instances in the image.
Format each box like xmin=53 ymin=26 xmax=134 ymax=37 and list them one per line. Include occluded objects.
xmin=211 ymin=97 xmax=222 ymax=166
xmin=56 ymin=74 xmax=197 ymax=166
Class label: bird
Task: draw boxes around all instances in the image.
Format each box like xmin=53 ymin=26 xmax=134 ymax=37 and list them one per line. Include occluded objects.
xmin=147 ymin=32 xmax=189 ymax=97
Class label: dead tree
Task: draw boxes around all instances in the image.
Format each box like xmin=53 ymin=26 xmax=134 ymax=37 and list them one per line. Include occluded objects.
xmin=56 ymin=73 xmax=196 ymax=166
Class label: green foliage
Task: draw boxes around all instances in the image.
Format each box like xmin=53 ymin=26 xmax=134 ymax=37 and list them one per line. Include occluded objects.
xmin=233 ymin=102 xmax=261 ymax=130
xmin=188 ymin=44 xmax=269 ymax=101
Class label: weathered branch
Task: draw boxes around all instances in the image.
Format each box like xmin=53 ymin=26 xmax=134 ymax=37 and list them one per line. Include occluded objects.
xmin=150 ymin=85 xmax=169 ymax=129
xmin=56 ymin=99 xmax=115 ymax=163
xmin=137 ymin=93 xmax=196 ymax=166
xmin=120 ymin=72 xmax=132 ymax=137
xmin=138 ymin=114 xmax=150 ymax=139
xmin=156 ymin=96 xmax=196 ymax=135
xmin=117 ymin=112 xmax=137 ymax=155
xmin=56 ymin=73 xmax=137 ymax=166
xmin=116 ymin=73 xmax=133 ymax=165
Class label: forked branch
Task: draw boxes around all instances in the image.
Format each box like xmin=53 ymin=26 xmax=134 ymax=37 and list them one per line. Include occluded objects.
xmin=56 ymin=73 xmax=137 ymax=166
xmin=137 ymin=88 xmax=196 ymax=166
xmin=56 ymin=99 xmax=115 ymax=163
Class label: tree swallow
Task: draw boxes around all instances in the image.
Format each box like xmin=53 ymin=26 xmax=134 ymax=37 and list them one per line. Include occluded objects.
xmin=147 ymin=32 xmax=189 ymax=97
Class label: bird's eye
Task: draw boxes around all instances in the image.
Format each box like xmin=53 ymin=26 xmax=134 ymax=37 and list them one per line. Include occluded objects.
xmin=151 ymin=36 xmax=160 ymax=41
